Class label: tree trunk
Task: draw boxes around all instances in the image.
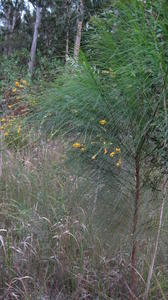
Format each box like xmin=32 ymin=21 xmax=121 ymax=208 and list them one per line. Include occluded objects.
xmin=74 ymin=0 xmax=84 ymax=62
xmin=28 ymin=6 xmax=41 ymax=76
xmin=64 ymin=0 xmax=70 ymax=63
xmin=4 ymin=6 xmax=11 ymax=55
xmin=65 ymin=30 xmax=69 ymax=62
xmin=8 ymin=9 xmax=17 ymax=54
xmin=3 ymin=4 xmax=19 ymax=55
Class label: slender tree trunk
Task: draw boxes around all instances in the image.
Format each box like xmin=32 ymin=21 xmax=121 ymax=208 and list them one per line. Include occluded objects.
xmin=3 ymin=4 xmax=19 ymax=55
xmin=64 ymin=0 xmax=70 ymax=63
xmin=74 ymin=0 xmax=84 ymax=62
xmin=130 ymin=155 xmax=140 ymax=299
xmin=65 ymin=30 xmax=69 ymax=62
xmin=4 ymin=6 xmax=11 ymax=55
xmin=8 ymin=10 xmax=17 ymax=55
xmin=28 ymin=6 xmax=41 ymax=76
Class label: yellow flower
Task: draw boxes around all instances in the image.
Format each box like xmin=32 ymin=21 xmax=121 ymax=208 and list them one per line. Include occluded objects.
xmin=1 ymin=118 xmax=5 ymax=122
xmin=12 ymin=88 xmax=17 ymax=93
xmin=92 ymin=154 xmax=97 ymax=160
xmin=15 ymin=81 xmax=20 ymax=87
xmin=116 ymin=159 xmax=122 ymax=167
xmin=8 ymin=105 xmax=12 ymax=109
xmin=17 ymin=126 xmax=21 ymax=134
xmin=73 ymin=142 xmax=81 ymax=148
xmin=4 ymin=132 xmax=8 ymax=137
xmin=20 ymin=79 xmax=27 ymax=85
xmin=104 ymin=148 xmax=107 ymax=154
xmin=99 ymin=119 xmax=107 ymax=125
xmin=110 ymin=151 xmax=115 ymax=158
xmin=116 ymin=147 xmax=121 ymax=153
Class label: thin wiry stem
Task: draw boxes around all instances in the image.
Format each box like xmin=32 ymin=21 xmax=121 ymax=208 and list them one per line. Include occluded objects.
xmin=144 ymin=79 xmax=167 ymax=299
xmin=130 ymin=154 xmax=140 ymax=299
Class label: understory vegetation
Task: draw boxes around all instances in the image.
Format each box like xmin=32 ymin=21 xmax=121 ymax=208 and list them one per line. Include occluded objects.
xmin=0 ymin=0 xmax=168 ymax=299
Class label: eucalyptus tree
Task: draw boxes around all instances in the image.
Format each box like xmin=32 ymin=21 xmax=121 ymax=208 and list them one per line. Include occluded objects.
xmin=28 ymin=0 xmax=41 ymax=75
xmin=73 ymin=0 xmax=84 ymax=61
xmin=28 ymin=0 xmax=71 ymax=73
xmin=73 ymin=0 xmax=111 ymax=61
xmin=0 ymin=0 xmax=25 ymax=54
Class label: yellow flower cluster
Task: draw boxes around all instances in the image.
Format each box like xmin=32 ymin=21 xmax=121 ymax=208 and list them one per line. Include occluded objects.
xmin=73 ymin=142 xmax=81 ymax=148
xmin=15 ymin=81 xmax=20 ymax=87
xmin=91 ymin=145 xmax=122 ymax=166
xmin=20 ymin=79 xmax=27 ymax=85
xmin=109 ymin=147 xmax=121 ymax=167
xmin=72 ymin=142 xmax=86 ymax=152
xmin=110 ymin=151 xmax=115 ymax=158
xmin=12 ymin=79 xmax=27 ymax=93
xmin=99 ymin=119 xmax=107 ymax=125
xmin=0 ymin=115 xmax=21 ymax=137
xmin=0 ymin=79 xmax=27 ymax=140
xmin=72 ymin=116 xmax=122 ymax=167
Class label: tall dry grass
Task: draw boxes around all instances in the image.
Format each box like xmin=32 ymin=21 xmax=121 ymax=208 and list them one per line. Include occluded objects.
xmin=0 ymin=139 xmax=167 ymax=299
xmin=0 ymin=140 xmax=128 ymax=300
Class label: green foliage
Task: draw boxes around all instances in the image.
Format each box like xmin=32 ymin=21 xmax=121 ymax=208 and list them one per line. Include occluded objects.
xmin=0 ymin=50 xmax=28 ymax=89
xmin=34 ymin=54 xmax=64 ymax=81
xmin=33 ymin=0 xmax=168 ymax=167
